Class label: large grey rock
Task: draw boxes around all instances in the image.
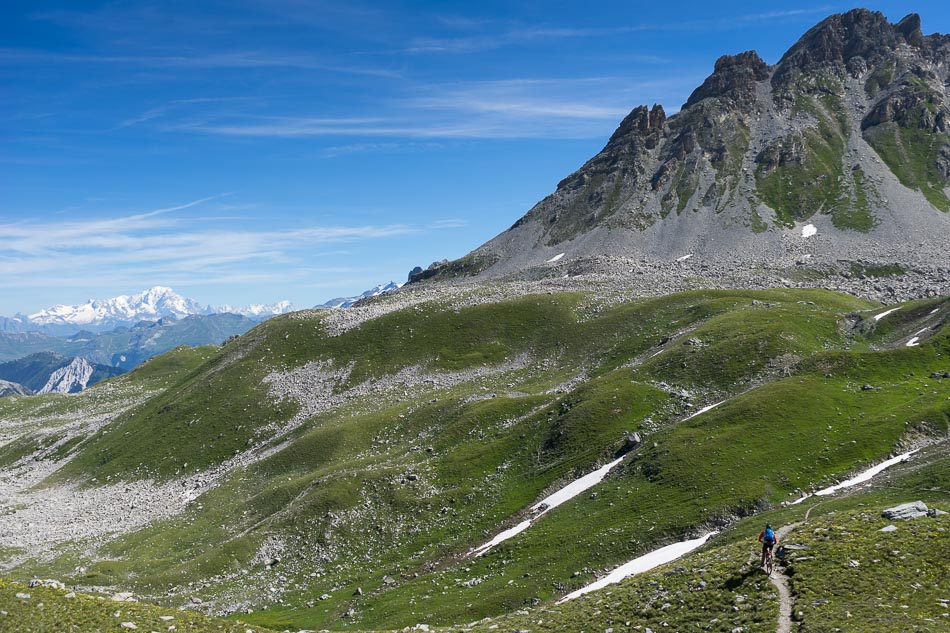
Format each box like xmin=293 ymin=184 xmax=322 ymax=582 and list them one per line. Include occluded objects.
xmin=881 ymin=501 xmax=929 ymax=520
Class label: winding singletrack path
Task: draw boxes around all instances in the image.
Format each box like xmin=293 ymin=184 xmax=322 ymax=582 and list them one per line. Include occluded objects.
xmin=770 ymin=522 xmax=801 ymax=633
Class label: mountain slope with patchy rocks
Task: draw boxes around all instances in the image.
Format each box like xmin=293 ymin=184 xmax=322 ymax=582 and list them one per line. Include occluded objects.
xmin=0 ymin=281 xmax=946 ymax=632
xmin=424 ymin=10 xmax=950 ymax=297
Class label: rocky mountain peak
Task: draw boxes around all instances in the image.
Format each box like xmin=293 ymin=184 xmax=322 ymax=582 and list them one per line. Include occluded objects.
xmin=773 ymin=9 xmax=922 ymax=87
xmin=897 ymin=13 xmax=925 ymax=47
xmin=684 ymin=50 xmax=769 ymax=108
xmin=608 ymin=103 xmax=666 ymax=145
xmin=433 ymin=9 xmax=950 ymax=299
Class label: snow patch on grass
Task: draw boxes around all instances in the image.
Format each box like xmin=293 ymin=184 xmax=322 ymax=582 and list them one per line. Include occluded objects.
xmin=471 ymin=457 xmax=625 ymax=556
xmin=558 ymin=532 xmax=718 ymax=603
xmin=684 ymin=400 xmax=725 ymax=421
xmin=872 ymin=306 xmax=901 ymax=322
xmin=790 ymin=449 xmax=920 ymax=505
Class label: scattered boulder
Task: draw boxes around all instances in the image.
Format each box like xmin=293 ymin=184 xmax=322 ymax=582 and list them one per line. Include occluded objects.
xmin=881 ymin=501 xmax=929 ymax=520
xmin=29 ymin=579 xmax=65 ymax=590
xmin=617 ymin=432 xmax=642 ymax=456
xmin=111 ymin=592 xmax=136 ymax=602
xmin=879 ymin=524 xmax=898 ymax=532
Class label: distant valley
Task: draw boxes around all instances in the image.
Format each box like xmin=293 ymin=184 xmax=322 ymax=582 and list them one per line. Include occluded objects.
xmin=0 ymin=283 xmax=401 ymax=397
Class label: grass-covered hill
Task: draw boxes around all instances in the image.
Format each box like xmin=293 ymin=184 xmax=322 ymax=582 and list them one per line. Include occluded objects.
xmin=0 ymin=285 xmax=947 ymax=632
xmin=458 ymin=443 xmax=950 ymax=633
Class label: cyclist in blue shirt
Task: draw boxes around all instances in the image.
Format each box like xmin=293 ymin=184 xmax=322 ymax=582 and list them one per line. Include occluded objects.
xmin=758 ymin=523 xmax=778 ymax=567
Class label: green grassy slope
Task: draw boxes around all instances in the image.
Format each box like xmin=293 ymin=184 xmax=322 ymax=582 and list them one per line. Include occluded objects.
xmin=457 ymin=446 xmax=950 ymax=633
xmin=0 ymin=578 xmax=275 ymax=633
xmin=0 ymin=345 xmax=217 ymax=472
xmin=2 ymin=289 xmax=947 ymax=632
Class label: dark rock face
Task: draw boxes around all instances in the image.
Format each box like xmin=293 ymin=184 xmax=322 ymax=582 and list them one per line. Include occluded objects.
xmin=862 ymin=79 xmax=949 ymax=132
xmin=772 ymin=9 xmax=916 ymax=88
xmin=609 ymin=104 xmax=667 ymax=148
xmin=897 ymin=13 xmax=925 ymax=48
xmin=685 ymin=51 xmax=769 ymax=108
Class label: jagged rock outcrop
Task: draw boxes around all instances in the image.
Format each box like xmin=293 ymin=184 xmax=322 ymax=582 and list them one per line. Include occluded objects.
xmin=0 ymin=378 xmax=31 ymax=397
xmin=771 ymin=9 xmax=920 ymax=87
xmin=0 ymin=352 xmax=123 ymax=395
xmin=428 ymin=10 xmax=950 ymax=296
xmin=684 ymin=51 xmax=769 ymax=108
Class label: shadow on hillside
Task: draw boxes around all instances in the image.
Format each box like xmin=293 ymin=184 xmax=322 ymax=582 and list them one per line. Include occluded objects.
xmin=723 ymin=566 xmax=760 ymax=590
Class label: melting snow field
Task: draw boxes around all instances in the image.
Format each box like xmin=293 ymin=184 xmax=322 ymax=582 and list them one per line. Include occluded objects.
xmin=558 ymin=532 xmax=718 ymax=603
xmin=530 ymin=457 xmax=624 ymax=513
xmin=546 ymin=253 xmax=565 ymax=263
xmin=684 ymin=400 xmax=724 ymax=421
xmin=558 ymin=447 xmax=923 ymax=602
xmin=470 ymin=457 xmax=625 ymax=556
xmin=676 ymin=254 xmax=693 ymax=262
xmin=906 ymin=328 xmax=928 ymax=347
xmin=790 ymin=449 xmax=920 ymax=505
xmin=801 ymin=224 xmax=817 ymax=238
xmin=872 ymin=307 xmax=901 ymax=321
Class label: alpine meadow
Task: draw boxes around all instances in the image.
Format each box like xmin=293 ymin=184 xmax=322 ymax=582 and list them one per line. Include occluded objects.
xmin=1 ymin=8 xmax=949 ymax=633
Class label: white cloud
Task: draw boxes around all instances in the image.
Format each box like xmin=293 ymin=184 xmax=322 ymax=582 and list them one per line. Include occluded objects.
xmin=0 ymin=48 xmax=403 ymax=78
xmin=430 ymin=219 xmax=468 ymax=229
xmin=0 ymin=198 xmax=417 ymax=292
xmin=177 ymin=77 xmax=693 ymax=140
xmin=405 ymin=7 xmax=836 ymax=54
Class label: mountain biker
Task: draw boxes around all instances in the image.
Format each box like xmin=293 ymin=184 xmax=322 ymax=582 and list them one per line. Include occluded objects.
xmin=758 ymin=523 xmax=777 ymax=567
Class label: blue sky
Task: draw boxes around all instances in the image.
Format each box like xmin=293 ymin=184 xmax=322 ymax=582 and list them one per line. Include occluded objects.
xmin=2 ymin=1 xmax=949 ymax=314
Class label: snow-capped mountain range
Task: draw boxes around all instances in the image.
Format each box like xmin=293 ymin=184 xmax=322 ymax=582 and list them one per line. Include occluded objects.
xmin=29 ymin=286 xmax=207 ymax=326
xmin=317 ymin=282 xmax=402 ymax=309
xmin=19 ymin=286 xmax=294 ymax=333
xmin=217 ymin=300 xmax=294 ymax=318
xmin=3 ymin=282 xmax=404 ymax=338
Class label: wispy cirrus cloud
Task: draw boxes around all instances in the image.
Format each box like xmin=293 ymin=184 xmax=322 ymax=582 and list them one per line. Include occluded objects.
xmin=0 ymin=197 xmax=417 ymax=291
xmin=117 ymin=98 xmax=258 ymax=129
xmin=0 ymin=48 xmax=403 ymax=78
xmin=430 ymin=219 xmax=468 ymax=229
xmin=172 ymin=76 xmax=691 ymax=140
xmin=406 ymin=6 xmax=835 ymax=53
xmin=319 ymin=141 xmax=444 ymax=158
xmin=405 ymin=78 xmax=633 ymax=119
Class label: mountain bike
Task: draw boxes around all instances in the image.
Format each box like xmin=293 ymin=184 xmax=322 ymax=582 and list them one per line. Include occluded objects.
xmin=763 ymin=546 xmax=774 ymax=575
